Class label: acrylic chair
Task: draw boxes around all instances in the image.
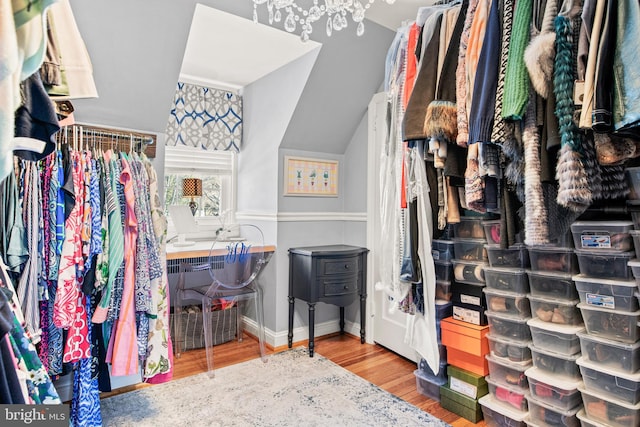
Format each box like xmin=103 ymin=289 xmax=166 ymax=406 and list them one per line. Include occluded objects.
xmin=174 ymin=224 xmax=269 ymax=377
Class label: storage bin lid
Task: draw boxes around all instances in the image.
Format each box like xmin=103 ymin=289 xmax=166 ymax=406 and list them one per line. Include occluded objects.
xmin=482 ymin=219 xmax=502 ymax=225
xmin=578 ymin=384 xmax=640 ymax=410
xmin=484 ymin=266 xmax=528 ymax=275
xmin=484 ymin=288 xmax=528 ymax=298
xmin=527 ymin=270 xmax=574 ymax=280
xmin=487 ymin=333 xmax=532 ymax=348
xmin=486 ymin=353 xmax=532 ymax=371
xmin=526 ymin=393 xmax=583 ymax=416
xmin=413 ymin=369 xmax=448 ymax=386
xmin=452 ymin=237 xmax=487 ymax=243
xmin=524 ymin=366 xmax=582 ymax=392
xmin=478 ymin=394 xmax=528 ymax=422
xmin=577 ymin=302 xmax=640 ymax=316
xmin=628 ymin=258 xmax=640 ymax=268
xmin=527 ymin=293 xmax=580 ymax=306
xmin=433 ymin=239 xmax=454 ymax=246
xmin=576 ymin=356 xmax=640 ymax=382
xmin=574 ymin=249 xmax=635 ymax=258
xmin=572 ymin=274 xmax=637 ymax=289
xmin=451 ymin=259 xmax=488 ymax=266
xmin=576 ymin=330 xmax=640 ymax=350
xmin=486 ymin=310 xmax=531 ymax=323
xmin=434 ymin=259 xmax=453 ymax=266
xmin=527 ymin=245 xmax=574 ymax=254
xmin=528 ymin=343 xmax=581 ymax=362
xmin=527 ymin=317 xmax=586 ymax=334
xmin=571 ymin=220 xmax=634 ymax=229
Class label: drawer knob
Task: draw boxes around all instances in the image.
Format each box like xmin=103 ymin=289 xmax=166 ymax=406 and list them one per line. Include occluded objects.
xmin=343 ymin=285 xmax=349 ymax=290
xmin=344 ymin=264 xmax=350 ymax=269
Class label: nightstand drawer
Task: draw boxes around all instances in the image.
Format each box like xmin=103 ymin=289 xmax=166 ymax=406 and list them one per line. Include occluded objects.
xmin=320 ymin=256 xmax=360 ymax=275
xmin=322 ymin=276 xmax=358 ymax=297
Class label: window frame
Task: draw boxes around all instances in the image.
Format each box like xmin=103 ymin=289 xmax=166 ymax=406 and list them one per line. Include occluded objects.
xmin=164 ymin=145 xmax=237 ymax=237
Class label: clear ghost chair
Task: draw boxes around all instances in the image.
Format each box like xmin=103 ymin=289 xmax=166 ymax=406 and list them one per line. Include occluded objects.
xmin=174 ymin=224 xmax=269 ymax=377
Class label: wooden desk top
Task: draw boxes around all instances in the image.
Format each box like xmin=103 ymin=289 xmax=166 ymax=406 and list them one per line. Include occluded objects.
xmin=166 ymin=241 xmax=276 ymax=260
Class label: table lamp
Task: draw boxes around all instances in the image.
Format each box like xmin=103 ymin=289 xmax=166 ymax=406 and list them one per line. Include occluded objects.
xmin=182 ymin=178 xmax=202 ymax=215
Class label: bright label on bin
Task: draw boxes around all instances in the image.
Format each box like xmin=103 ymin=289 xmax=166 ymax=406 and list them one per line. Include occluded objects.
xmin=453 ymin=306 xmax=480 ymax=325
xmin=450 ymin=376 xmax=478 ymax=399
xmin=580 ymin=233 xmax=611 ymax=248
xmin=586 ymin=293 xmax=615 ymax=309
xmin=461 ymin=294 xmax=481 ymax=306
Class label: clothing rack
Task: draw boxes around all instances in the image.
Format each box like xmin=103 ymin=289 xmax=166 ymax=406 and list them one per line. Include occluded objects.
xmin=57 ymin=124 xmax=157 ymax=158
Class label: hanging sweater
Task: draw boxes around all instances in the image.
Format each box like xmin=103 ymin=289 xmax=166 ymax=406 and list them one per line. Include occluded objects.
xmin=502 ymin=0 xmax=534 ymax=120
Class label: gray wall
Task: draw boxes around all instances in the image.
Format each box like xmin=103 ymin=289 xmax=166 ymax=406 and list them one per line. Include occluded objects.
xmin=67 ymin=0 xmax=395 ymax=346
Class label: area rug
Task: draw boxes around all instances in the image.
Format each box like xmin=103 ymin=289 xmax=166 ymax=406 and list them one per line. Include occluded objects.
xmin=100 ymin=348 xmax=449 ymax=427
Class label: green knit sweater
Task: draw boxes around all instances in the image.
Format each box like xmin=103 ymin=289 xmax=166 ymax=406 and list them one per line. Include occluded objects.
xmin=502 ymin=0 xmax=533 ymax=121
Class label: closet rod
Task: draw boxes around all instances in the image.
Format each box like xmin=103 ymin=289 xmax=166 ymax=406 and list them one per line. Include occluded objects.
xmin=59 ymin=123 xmax=157 ymax=158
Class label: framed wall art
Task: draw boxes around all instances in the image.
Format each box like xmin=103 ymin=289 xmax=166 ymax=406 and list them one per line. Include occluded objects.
xmin=283 ymin=156 xmax=339 ymax=197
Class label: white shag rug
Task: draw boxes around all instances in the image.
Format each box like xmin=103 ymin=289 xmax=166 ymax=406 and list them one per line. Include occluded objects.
xmin=100 ymin=348 xmax=449 ymax=427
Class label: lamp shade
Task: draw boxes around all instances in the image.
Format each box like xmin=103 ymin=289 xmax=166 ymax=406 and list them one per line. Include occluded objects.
xmin=182 ymin=178 xmax=202 ymax=197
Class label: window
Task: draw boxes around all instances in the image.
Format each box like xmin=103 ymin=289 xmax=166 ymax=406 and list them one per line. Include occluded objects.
xmin=164 ymin=145 xmax=236 ymax=222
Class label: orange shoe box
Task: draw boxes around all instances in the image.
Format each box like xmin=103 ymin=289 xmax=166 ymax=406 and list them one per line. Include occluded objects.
xmin=441 ymin=316 xmax=490 ymax=376
xmin=446 ymin=347 xmax=489 ymax=376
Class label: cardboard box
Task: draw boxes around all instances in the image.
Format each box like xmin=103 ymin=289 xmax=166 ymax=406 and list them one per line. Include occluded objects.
xmin=440 ymin=384 xmax=484 ymax=423
xmin=447 ymin=347 xmax=490 ymax=376
xmin=447 ymin=365 xmax=489 ymax=399
xmin=441 ymin=316 xmax=489 ymax=356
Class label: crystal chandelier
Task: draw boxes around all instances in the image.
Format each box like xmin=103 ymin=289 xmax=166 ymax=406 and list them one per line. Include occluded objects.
xmin=252 ymin=0 xmax=396 ymax=41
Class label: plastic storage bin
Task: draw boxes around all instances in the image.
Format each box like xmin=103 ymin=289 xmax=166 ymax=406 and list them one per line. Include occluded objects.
xmin=628 ymin=259 xmax=640 ymax=279
xmin=484 ymin=220 xmax=503 ymax=246
xmin=487 ymin=375 xmax=529 ymax=411
xmin=578 ymin=303 xmax=640 ymax=344
xmin=487 ymin=311 xmax=533 ymax=341
xmin=414 ymin=369 xmax=447 ymax=401
xmin=528 ymin=294 xmax=583 ymax=326
xmin=452 ymin=259 xmax=486 ymax=285
xmin=485 ymin=267 xmax=530 ymax=294
xmin=484 ymin=288 xmax=531 ymax=318
xmin=488 ymin=333 xmax=533 ymax=363
xmin=453 ymin=216 xmax=487 ymax=239
xmin=577 ymin=357 xmax=640 ymax=405
xmin=486 ymin=353 xmax=531 ymax=391
xmin=575 ymin=250 xmax=634 ymax=280
xmin=436 ymin=280 xmax=452 ymax=301
xmin=432 ymin=239 xmax=455 ymax=262
xmin=416 ymin=358 xmax=448 ymax=383
xmin=573 ymin=275 xmax=639 ymax=312
xmin=435 ymin=299 xmax=453 ymax=321
xmin=525 ymin=367 xmax=583 ymax=411
xmin=527 ymin=318 xmax=584 ymax=355
xmin=487 ymin=245 xmax=530 ymax=268
xmin=435 ymin=260 xmax=453 ymax=282
xmin=626 ymin=167 xmax=640 ymax=200
xmin=571 ymin=221 xmax=634 ymax=252
xmin=579 ymin=385 xmax=640 ymax=427
xmin=453 ymin=237 xmax=488 ymax=261
xmin=527 ymin=271 xmax=578 ymax=300
xmin=576 ymin=409 xmax=607 ymax=427
xmin=528 ymin=246 xmax=579 ymax=274
xmin=577 ymin=331 xmax=640 ymax=374
xmin=526 ymin=394 xmax=582 ymax=427
xmin=529 ymin=344 xmax=581 ymax=380
xmin=479 ymin=394 xmax=529 ymax=427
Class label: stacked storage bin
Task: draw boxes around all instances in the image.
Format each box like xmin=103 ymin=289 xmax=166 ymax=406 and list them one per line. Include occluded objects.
xmin=451 ymin=216 xmax=490 ymax=326
xmin=479 ymin=219 xmax=534 ymax=426
xmin=413 ymin=239 xmax=455 ymax=402
xmin=438 ymin=217 xmax=492 ymax=422
xmin=572 ymin=221 xmax=640 ymax=427
xmin=525 ymin=234 xmax=585 ymax=427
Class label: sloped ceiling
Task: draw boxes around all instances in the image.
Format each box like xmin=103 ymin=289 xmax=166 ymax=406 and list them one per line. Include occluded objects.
xmin=69 ymin=0 xmax=410 ymax=155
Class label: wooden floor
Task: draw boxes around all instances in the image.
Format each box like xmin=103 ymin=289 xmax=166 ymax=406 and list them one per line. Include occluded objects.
xmin=102 ymin=332 xmax=485 ymax=427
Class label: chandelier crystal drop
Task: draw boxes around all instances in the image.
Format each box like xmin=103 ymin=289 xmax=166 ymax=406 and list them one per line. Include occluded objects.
xmin=252 ymin=0 xmax=397 ymax=41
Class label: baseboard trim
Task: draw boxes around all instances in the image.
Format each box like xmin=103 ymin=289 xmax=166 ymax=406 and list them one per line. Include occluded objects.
xmin=242 ymin=316 xmax=361 ymax=349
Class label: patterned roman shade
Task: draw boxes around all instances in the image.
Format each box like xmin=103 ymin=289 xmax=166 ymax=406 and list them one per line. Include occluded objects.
xmin=165 ymin=82 xmax=242 ymax=152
